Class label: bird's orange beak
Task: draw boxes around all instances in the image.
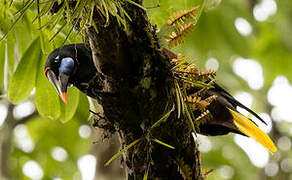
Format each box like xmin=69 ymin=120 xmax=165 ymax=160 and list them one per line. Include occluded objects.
xmin=45 ymin=69 xmax=68 ymax=104
xmin=60 ymin=92 xmax=67 ymax=104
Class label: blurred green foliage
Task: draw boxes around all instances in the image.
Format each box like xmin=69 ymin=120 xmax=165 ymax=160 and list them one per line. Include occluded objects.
xmin=0 ymin=1 xmax=84 ymax=121
xmin=0 ymin=1 xmax=91 ymax=180
xmin=12 ymin=117 xmax=91 ymax=179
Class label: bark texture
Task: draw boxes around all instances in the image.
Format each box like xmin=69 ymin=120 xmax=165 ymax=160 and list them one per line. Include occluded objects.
xmin=86 ymin=2 xmax=203 ymax=179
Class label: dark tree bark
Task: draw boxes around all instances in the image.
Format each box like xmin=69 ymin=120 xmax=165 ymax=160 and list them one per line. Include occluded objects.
xmin=86 ymin=1 xmax=203 ymax=179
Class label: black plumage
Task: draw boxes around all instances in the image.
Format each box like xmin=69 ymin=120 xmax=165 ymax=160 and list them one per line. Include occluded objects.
xmin=196 ymin=83 xmax=266 ymax=136
xmin=44 ymin=43 xmax=277 ymax=153
xmin=45 ymin=44 xmax=102 ymax=102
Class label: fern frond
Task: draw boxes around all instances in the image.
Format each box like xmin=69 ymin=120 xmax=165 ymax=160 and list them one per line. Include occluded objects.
xmin=199 ymin=69 xmax=216 ymax=77
xmin=171 ymin=57 xmax=189 ymax=71
xmin=198 ymin=95 xmax=216 ymax=111
xmin=181 ymin=77 xmax=213 ymax=89
xmin=197 ymin=100 xmax=209 ymax=111
xmin=203 ymin=169 xmax=214 ymax=179
xmin=188 ymin=94 xmax=216 ymax=112
xmin=166 ymin=22 xmax=196 ymax=48
xmin=171 ymin=53 xmax=186 ymax=64
xmin=185 ymin=63 xmax=198 ymax=73
xmin=204 ymin=95 xmax=217 ymax=104
xmin=167 ymin=6 xmax=200 ymax=26
xmin=198 ymin=69 xmax=216 ymax=81
xmin=196 ymin=110 xmax=212 ymax=123
xmin=187 ymin=96 xmax=200 ymax=110
xmin=189 ymin=79 xmax=215 ymax=97
xmin=187 ymin=97 xmax=206 ymax=111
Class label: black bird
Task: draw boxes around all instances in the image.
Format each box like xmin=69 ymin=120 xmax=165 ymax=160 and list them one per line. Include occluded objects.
xmin=197 ymin=83 xmax=276 ymax=153
xmin=44 ymin=44 xmax=277 ymax=153
xmin=44 ymin=44 xmax=100 ymax=103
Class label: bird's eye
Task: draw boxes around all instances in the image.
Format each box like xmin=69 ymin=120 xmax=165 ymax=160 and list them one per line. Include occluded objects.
xmin=68 ymin=83 xmax=73 ymax=88
xmin=54 ymin=55 xmax=60 ymax=63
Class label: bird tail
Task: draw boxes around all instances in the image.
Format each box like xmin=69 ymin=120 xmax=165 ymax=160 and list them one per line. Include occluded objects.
xmin=228 ymin=108 xmax=277 ymax=154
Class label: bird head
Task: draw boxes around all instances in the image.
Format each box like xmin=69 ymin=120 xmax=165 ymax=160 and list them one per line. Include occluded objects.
xmin=44 ymin=45 xmax=81 ymax=104
xmin=44 ymin=44 xmax=97 ymax=103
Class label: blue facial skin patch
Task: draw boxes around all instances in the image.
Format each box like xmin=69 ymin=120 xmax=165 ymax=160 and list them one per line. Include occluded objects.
xmin=59 ymin=57 xmax=75 ymax=75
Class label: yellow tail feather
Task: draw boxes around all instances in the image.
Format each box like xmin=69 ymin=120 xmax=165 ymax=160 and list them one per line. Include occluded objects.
xmin=228 ymin=108 xmax=277 ymax=154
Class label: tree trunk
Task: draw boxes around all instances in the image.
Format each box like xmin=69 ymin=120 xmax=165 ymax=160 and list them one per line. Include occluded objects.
xmin=86 ymin=2 xmax=203 ymax=179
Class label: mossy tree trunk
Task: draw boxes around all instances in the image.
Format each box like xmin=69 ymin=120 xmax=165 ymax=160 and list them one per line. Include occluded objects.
xmin=86 ymin=1 xmax=203 ymax=179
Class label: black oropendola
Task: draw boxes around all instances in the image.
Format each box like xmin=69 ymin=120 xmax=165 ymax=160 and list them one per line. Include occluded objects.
xmin=44 ymin=44 xmax=277 ymax=153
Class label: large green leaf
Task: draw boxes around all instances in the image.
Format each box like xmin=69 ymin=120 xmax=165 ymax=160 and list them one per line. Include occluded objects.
xmin=0 ymin=6 xmax=11 ymax=37
xmin=0 ymin=41 xmax=5 ymax=90
xmin=8 ymin=37 xmax=41 ymax=104
xmin=59 ymin=87 xmax=80 ymax=123
xmin=15 ymin=14 xmax=33 ymax=55
xmin=35 ymin=55 xmax=61 ymax=120
xmin=6 ymin=33 xmax=15 ymax=77
xmin=74 ymin=92 xmax=90 ymax=121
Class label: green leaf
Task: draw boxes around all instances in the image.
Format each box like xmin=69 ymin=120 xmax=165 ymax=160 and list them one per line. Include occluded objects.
xmin=49 ymin=21 xmax=67 ymax=42
xmin=0 ymin=41 xmax=5 ymax=90
xmin=105 ymin=138 xmax=143 ymax=167
xmin=143 ymin=170 xmax=148 ymax=180
xmin=6 ymin=33 xmax=15 ymax=75
xmin=151 ymin=105 xmax=174 ymax=129
xmin=153 ymin=138 xmax=175 ymax=149
xmin=15 ymin=14 xmax=33 ymax=55
xmin=59 ymin=87 xmax=80 ymax=123
xmin=124 ymin=0 xmax=146 ymax=11
xmin=182 ymin=86 xmax=197 ymax=135
xmin=74 ymin=93 xmax=90 ymax=121
xmin=8 ymin=37 xmax=41 ymax=104
xmin=182 ymin=77 xmax=213 ymax=88
xmin=183 ymin=102 xmax=196 ymax=134
xmin=0 ymin=0 xmax=34 ymax=41
xmin=0 ymin=8 xmax=11 ymax=35
xmin=35 ymin=55 xmax=61 ymax=120
xmin=197 ymin=0 xmax=206 ymax=20
xmin=175 ymin=80 xmax=182 ymax=119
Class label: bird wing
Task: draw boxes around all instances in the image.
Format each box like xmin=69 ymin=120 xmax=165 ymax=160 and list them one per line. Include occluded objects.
xmin=205 ymin=84 xmax=277 ymax=154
